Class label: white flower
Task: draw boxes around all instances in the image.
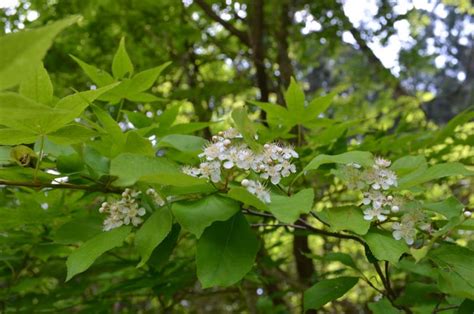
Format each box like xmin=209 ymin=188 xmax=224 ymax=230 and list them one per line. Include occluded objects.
xmin=243 ymin=179 xmax=271 ymax=204
xmin=199 ymin=161 xmax=221 ymax=183
xmin=182 ymin=166 xmax=200 ymax=177
xmin=260 ymin=165 xmax=282 ymax=185
xmin=392 ymin=222 xmax=416 ymax=245
xmin=222 ymin=128 xmax=242 ymax=139
xmin=374 ymin=157 xmax=391 ymax=168
xmin=146 ymin=188 xmax=165 ymax=207
xmin=199 ymin=142 xmax=225 ymax=161
xmin=363 ymin=207 xmax=390 ymax=222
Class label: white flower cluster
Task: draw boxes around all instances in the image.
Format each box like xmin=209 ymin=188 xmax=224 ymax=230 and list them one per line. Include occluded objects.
xmin=341 ymin=157 xmax=429 ymax=245
xmin=182 ymin=128 xmax=299 ymax=203
xmin=99 ymin=189 xmax=146 ymax=231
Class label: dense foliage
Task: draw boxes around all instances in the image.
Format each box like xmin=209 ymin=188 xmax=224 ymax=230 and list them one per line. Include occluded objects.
xmin=0 ymin=1 xmax=473 ymax=313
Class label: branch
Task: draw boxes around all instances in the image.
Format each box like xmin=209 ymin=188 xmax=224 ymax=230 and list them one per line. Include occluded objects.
xmin=193 ymin=0 xmax=250 ymax=46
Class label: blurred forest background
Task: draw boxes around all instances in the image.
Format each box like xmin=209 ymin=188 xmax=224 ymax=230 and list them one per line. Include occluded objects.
xmin=0 ymin=0 xmax=473 ymax=312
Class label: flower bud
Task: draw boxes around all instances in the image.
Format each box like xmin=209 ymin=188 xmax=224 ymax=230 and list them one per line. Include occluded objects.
xmin=464 ymin=210 xmax=472 ymax=218
xmin=241 ymin=179 xmax=250 ymax=187
xmin=391 ymin=205 xmax=399 ymax=213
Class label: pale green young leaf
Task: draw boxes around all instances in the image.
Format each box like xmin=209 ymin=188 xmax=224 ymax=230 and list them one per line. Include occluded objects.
xmin=285 ymin=77 xmax=305 ymax=118
xmin=231 ymin=108 xmax=260 ymax=150
xmin=112 ymin=37 xmax=134 ymax=79
xmin=172 ymin=195 xmax=240 ymax=238
xmin=248 ymin=100 xmax=289 ymax=126
xmin=91 ymin=104 xmax=126 ymax=144
xmin=391 ymin=155 xmax=427 ymax=176
xmin=141 ymin=172 xmax=209 ymax=187
xmin=0 ymin=16 xmax=79 ymax=90
xmin=19 ymin=62 xmax=53 ymax=105
xmin=304 ymin=277 xmax=359 ymax=311
xmin=269 ymin=188 xmax=314 ymax=223
xmin=47 ymin=124 xmax=97 ymax=145
xmin=123 ymin=131 xmax=154 ymax=156
xmin=126 ymin=92 xmax=162 ymax=103
xmin=66 ymin=226 xmax=131 ymax=281
xmin=196 ymin=213 xmax=259 ymax=288
xmin=135 ymin=207 xmax=172 ymax=267
xmin=70 ymin=54 xmax=114 ymax=87
xmin=305 ymin=91 xmax=336 ymax=119
xmin=0 ymin=128 xmax=37 ymax=145
xmin=128 ymin=62 xmax=171 ymax=93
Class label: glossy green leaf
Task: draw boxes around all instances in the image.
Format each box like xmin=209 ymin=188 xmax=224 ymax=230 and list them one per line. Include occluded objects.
xmin=323 ymin=206 xmax=370 ymax=235
xmin=227 ymin=187 xmax=268 ymax=211
xmin=135 ymin=207 xmax=172 ymax=267
xmin=399 ymin=162 xmax=474 ymax=188
xmin=172 ymin=195 xmax=240 ymax=238
xmin=157 ymin=134 xmax=206 ymax=154
xmin=141 ymin=172 xmax=209 ymax=187
xmin=304 ymin=276 xmax=359 ymax=310
xmin=231 ymin=108 xmax=260 ymax=150
xmin=305 ymin=91 xmax=336 ymax=118
xmin=66 ymin=226 xmax=131 ymax=281
xmin=424 ymin=196 xmax=464 ymax=219
xmin=109 ymin=153 xmax=178 ymax=186
xmin=363 ymin=229 xmax=408 ymax=264
xmin=304 ymin=151 xmax=373 ymax=172
xmin=196 ymin=213 xmax=259 ymax=288
xmin=368 ymin=298 xmax=400 ymax=314
xmin=47 ymin=124 xmax=97 ymax=145
xmin=268 ymin=188 xmax=314 ymax=223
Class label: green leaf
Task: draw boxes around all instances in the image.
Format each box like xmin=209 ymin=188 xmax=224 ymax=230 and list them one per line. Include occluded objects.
xmin=128 ymin=62 xmax=171 ymax=93
xmin=70 ymin=54 xmax=114 ymax=87
xmin=399 ymin=162 xmax=474 ymax=188
xmin=268 ymin=188 xmax=314 ymax=223
xmin=123 ymin=131 xmax=154 ymax=156
xmin=429 ymin=244 xmax=474 ymax=285
xmin=157 ymin=134 xmax=206 ymax=154
xmin=44 ymin=85 xmax=117 ymax=133
xmin=0 ymin=128 xmax=37 ymax=145
xmin=424 ymin=196 xmax=464 ymax=219
xmin=363 ymin=229 xmax=408 ymax=264
xmin=135 ymin=207 xmax=172 ymax=267
xmin=141 ymin=172 xmax=209 ymax=187
xmin=65 ymin=226 xmax=131 ymax=281
xmin=91 ymin=104 xmax=125 ymax=144
xmin=285 ymin=77 xmax=305 ymax=119
xmin=196 ymin=213 xmax=259 ymax=288
xmin=368 ymin=298 xmax=400 ymax=314
xmin=0 ymin=16 xmax=79 ymax=90
xmin=391 ymin=155 xmax=427 ymax=176
xmin=53 ymin=217 xmax=103 ymax=244
xmin=172 ymin=195 xmax=240 ymax=238
xmin=305 ymin=91 xmax=336 ymax=119
xmin=19 ymin=62 xmax=53 ymax=105
xmin=109 ymin=153 xmax=178 ymax=186
xmin=227 ymin=187 xmax=268 ymax=211
xmin=47 ymin=124 xmax=97 ymax=145
xmin=303 ymin=151 xmax=373 ymax=172
xmin=248 ymin=100 xmax=288 ymax=126
xmin=323 ymin=252 xmax=358 ymax=270
xmin=323 ymin=206 xmax=370 ymax=235
xmin=304 ymin=276 xmax=359 ymax=310
xmin=112 ymin=37 xmax=134 ymax=79
xmin=231 ymin=108 xmax=260 ymax=150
